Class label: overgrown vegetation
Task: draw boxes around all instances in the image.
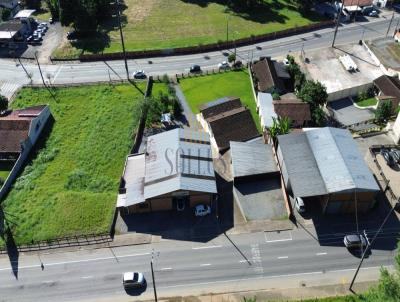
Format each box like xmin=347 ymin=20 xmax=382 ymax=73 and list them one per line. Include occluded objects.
xmin=286 ymin=55 xmax=328 ymax=126
xmin=179 ymin=69 xmax=261 ymax=131
xmin=355 ymin=88 xmax=377 ymax=107
xmin=1 ymin=84 xmax=144 ymax=245
xmin=375 ymin=100 xmax=393 ymax=123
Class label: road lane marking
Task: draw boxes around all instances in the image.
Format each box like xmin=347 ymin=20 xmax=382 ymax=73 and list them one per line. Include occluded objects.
xmin=52 ymin=66 xmax=63 ymax=84
xmin=278 ymin=256 xmax=288 ymax=259
xmin=0 ymin=252 xmax=151 ymax=272
xmin=160 ymin=268 xmax=172 ymax=271
xmin=316 ymin=252 xmax=327 ymax=256
xmin=81 ymin=276 xmax=93 ymax=279
xmin=192 ymin=245 xmax=222 ymax=250
xmin=239 ymin=260 xmax=247 ymax=263
xmin=200 ymin=263 xmax=211 ymax=267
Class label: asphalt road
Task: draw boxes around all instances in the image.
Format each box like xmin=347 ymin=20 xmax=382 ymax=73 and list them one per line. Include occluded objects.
xmin=0 ymin=226 xmax=396 ymax=302
xmin=1 ymin=15 xmax=400 ymax=98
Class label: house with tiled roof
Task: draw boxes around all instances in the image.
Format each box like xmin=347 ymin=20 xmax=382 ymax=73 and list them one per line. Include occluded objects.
xmin=0 ymin=105 xmax=50 ymax=200
xmin=252 ymin=57 xmax=287 ymax=94
xmin=197 ymin=97 xmax=260 ymax=153
xmin=373 ymin=75 xmax=400 ymax=113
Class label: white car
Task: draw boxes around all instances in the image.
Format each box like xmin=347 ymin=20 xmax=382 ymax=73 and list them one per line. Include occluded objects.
xmin=218 ymin=61 xmax=230 ymax=70
xmin=133 ymin=70 xmax=146 ymax=79
xmin=194 ymin=204 xmax=211 ymax=217
xmin=294 ymin=197 xmax=305 ymax=214
xmin=122 ymin=272 xmax=145 ymax=288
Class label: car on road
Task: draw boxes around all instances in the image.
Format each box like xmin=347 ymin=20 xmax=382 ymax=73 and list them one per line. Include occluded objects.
xmin=132 ymin=70 xmax=146 ymax=79
xmin=122 ymin=272 xmax=145 ymax=288
xmin=194 ymin=204 xmax=211 ymax=217
xmin=294 ymin=197 xmax=306 ymax=214
xmin=189 ymin=64 xmax=201 ymax=73
xmin=344 ymin=234 xmax=367 ymax=250
xmin=218 ymin=61 xmax=230 ymax=70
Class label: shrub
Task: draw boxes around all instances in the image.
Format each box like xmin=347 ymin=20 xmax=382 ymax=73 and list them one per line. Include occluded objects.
xmin=228 ymin=53 xmax=236 ymax=63
xmin=375 ymin=100 xmax=392 ymax=123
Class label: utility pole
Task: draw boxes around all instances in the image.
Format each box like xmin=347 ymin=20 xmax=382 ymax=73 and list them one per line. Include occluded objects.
xmin=332 ymin=2 xmax=344 ymax=47
xmin=151 ymin=249 xmax=158 ymax=302
xmin=386 ymin=11 xmax=395 ymax=37
xmin=34 ymin=52 xmax=47 ymax=87
xmin=116 ymin=0 xmax=130 ymax=81
xmin=349 ymin=200 xmax=398 ymax=291
xmin=226 ymin=16 xmax=229 ymax=48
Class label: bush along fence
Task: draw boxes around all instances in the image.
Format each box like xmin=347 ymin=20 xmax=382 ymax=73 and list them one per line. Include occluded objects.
xmin=174 ymin=65 xmax=249 ymax=81
xmin=62 ymin=20 xmax=334 ymax=62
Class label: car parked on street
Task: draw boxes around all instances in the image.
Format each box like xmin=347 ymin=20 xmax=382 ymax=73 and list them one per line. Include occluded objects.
xmin=189 ymin=64 xmax=201 ymax=73
xmin=218 ymin=61 xmax=230 ymax=70
xmin=194 ymin=204 xmax=211 ymax=217
xmin=132 ymin=70 xmax=146 ymax=79
xmin=122 ymin=272 xmax=145 ymax=288
xmin=344 ymin=234 xmax=367 ymax=250
xmin=381 ymin=149 xmax=396 ymax=167
xmin=294 ymin=197 xmax=306 ymax=214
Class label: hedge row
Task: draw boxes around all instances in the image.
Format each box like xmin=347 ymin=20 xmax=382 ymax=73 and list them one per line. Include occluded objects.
xmin=56 ymin=20 xmax=335 ymax=62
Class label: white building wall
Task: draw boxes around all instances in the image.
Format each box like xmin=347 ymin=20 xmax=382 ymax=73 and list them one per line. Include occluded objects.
xmin=393 ymin=112 xmax=400 ymax=144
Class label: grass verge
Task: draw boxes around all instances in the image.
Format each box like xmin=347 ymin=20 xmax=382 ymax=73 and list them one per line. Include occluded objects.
xmin=1 ymin=84 xmax=144 ymax=246
xmin=179 ymin=69 xmax=260 ymax=131
xmin=53 ymin=0 xmax=323 ymax=58
xmin=355 ymin=97 xmax=378 ymax=108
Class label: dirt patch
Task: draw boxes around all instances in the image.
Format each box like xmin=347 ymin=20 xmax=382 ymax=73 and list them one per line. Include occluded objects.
xmin=126 ymin=0 xmax=156 ymax=22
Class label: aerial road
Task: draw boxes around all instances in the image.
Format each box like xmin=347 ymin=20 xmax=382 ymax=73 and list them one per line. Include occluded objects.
xmin=0 ymin=227 xmax=396 ymax=302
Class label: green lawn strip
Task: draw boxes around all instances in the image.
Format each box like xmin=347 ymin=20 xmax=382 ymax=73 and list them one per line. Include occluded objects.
xmin=179 ymin=70 xmax=261 ymax=132
xmin=53 ymin=0 xmax=323 ymax=58
xmin=3 ymin=84 xmax=143 ymax=245
xmin=355 ymin=97 xmax=378 ymax=107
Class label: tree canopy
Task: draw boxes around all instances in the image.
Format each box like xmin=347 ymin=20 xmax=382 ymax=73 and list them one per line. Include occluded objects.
xmin=0 ymin=95 xmax=8 ymax=113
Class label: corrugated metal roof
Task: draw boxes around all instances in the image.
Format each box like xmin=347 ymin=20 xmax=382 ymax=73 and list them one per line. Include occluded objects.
xmin=278 ymin=127 xmax=379 ymax=198
xmin=117 ymin=154 xmax=145 ymax=207
xmin=278 ymin=133 xmax=327 ymax=197
xmin=230 ymin=140 xmax=278 ymax=178
xmin=257 ymin=93 xmax=276 ymax=128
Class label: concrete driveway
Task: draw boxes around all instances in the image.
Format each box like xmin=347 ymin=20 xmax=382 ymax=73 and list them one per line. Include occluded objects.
xmin=328 ymin=98 xmax=375 ymax=126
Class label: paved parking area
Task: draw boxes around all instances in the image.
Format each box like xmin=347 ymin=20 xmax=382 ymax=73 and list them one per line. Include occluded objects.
xmin=21 ymin=22 xmax=63 ymax=63
xmin=233 ymin=178 xmax=286 ymax=221
xmin=328 ymin=98 xmax=375 ymax=126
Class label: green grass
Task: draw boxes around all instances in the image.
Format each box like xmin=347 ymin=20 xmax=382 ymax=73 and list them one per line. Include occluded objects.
xmin=179 ymin=69 xmax=261 ymax=131
xmin=355 ymin=97 xmax=378 ymax=108
xmin=2 ymin=84 xmax=144 ymax=245
xmin=53 ymin=0 xmax=323 ymax=59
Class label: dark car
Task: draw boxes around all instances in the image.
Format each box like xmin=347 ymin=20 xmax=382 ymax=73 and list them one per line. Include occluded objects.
xmin=344 ymin=234 xmax=367 ymax=249
xmin=232 ymin=60 xmax=242 ymax=69
xmin=189 ymin=64 xmax=201 ymax=73
xmin=381 ymin=149 xmax=396 ymax=167
xmin=67 ymin=31 xmax=79 ymax=40
xmin=391 ymin=149 xmax=400 ymax=163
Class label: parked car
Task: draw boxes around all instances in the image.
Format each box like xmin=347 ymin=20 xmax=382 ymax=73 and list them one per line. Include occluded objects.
xmin=391 ymin=149 xmax=400 ymax=163
xmin=381 ymin=149 xmax=396 ymax=167
xmin=39 ymin=22 xmax=48 ymax=28
xmin=344 ymin=234 xmax=367 ymax=249
xmin=232 ymin=60 xmax=242 ymax=69
xmin=132 ymin=70 xmax=146 ymax=79
xmin=194 ymin=204 xmax=211 ymax=217
xmin=49 ymin=17 xmax=54 ymax=24
xmin=218 ymin=61 xmax=230 ymax=70
xmin=189 ymin=64 xmax=201 ymax=73
xmin=294 ymin=197 xmax=306 ymax=214
xmin=26 ymin=35 xmax=33 ymax=43
xmin=368 ymin=10 xmax=378 ymax=17
xmin=67 ymin=31 xmax=78 ymax=40
xmin=122 ymin=272 xmax=145 ymax=288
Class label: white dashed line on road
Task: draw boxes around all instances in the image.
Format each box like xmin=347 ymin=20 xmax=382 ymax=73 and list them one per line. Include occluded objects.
xmin=200 ymin=263 xmax=211 ymax=267
xmin=160 ymin=268 xmax=173 ymax=271
xmin=278 ymin=256 xmax=289 ymax=259
xmin=81 ymin=276 xmax=93 ymax=279
xmin=192 ymin=245 xmax=222 ymax=250
xmin=316 ymin=252 xmax=327 ymax=256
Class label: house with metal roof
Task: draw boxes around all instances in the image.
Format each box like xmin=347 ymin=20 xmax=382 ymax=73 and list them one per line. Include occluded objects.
xmin=117 ymin=128 xmax=217 ymax=213
xmin=230 ymin=140 xmax=279 ymax=183
xmin=277 ymin=127 xmax=380 ymax=214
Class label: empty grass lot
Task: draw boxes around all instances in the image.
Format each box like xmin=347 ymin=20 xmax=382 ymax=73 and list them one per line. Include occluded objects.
xmin=179 ymin=69 xmax=261 ymax=132
xmin=1 ymin=84 xmax=145 ymax=246
xmin=54 ymin=0 xmax=323 ymax=58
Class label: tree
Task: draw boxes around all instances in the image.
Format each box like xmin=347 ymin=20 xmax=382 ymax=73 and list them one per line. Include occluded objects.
xmin=297 ymin=80 xmax=328 ymax=110
xmin=22 ymin=0 xmax=41 ymax=10
xmin=0 ymin=95 xmax=8 ymax=113
xmin=228 ymin=53 xmax=236 ymax=63
xmin=311 ymin=106 xmax=326 ymax=127
xmin=268 ymin=116 xmax=292 ymax=145
xmin=290 ymin=0 xmax=316 ymax=13
xmin=375 ymin=100 xmax=392 ymax=123
xmin=45 ymin=0 xmax=59 ymax=20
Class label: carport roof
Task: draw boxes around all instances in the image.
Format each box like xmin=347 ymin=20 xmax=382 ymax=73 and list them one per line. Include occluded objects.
xmin=278 ymin=127 xmax=380 ymax=198
xmin=230 ymin=139 xmax=278 ymax=179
